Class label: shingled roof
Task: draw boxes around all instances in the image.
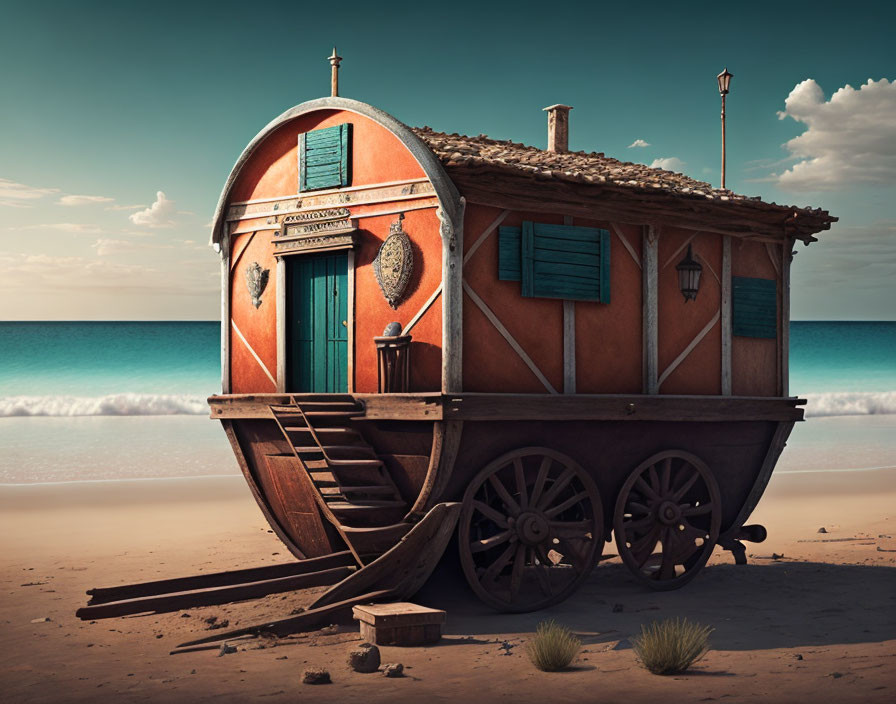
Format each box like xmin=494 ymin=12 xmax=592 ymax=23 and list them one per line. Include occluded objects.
xmin=411 ymin=126 xmax=836 ymax=242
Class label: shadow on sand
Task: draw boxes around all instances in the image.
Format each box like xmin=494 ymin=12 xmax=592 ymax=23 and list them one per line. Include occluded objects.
xmin=415 ymin=556 xmax=896 ymax=652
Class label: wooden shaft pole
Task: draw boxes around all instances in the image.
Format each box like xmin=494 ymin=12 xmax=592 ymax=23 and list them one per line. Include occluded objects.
xmin=721 ymin=93 xmax=727 ymax=190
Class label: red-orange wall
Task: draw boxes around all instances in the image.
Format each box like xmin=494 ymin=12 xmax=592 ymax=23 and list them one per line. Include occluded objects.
xmin=732 ymin=240 xmax=780 ymax=396
xmin=226 ymin=109 xmax=443 ymax=394
xmin=461 ymin=206 xmax=642 ymax=394
xmin=658 ymin=229 xmax=722 ymax=395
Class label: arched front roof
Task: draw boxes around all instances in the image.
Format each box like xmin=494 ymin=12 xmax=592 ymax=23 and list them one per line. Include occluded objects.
xmin=209 ymin=96 xmax=461 ymax=252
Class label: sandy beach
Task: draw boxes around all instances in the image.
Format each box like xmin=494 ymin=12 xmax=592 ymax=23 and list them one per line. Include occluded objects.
xmin=2 ymin=448 xmax=894 ymax=704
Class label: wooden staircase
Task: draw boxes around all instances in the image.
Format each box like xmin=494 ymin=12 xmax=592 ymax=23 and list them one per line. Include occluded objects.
xmin=270 ymin=396 xmax=412 ymax=563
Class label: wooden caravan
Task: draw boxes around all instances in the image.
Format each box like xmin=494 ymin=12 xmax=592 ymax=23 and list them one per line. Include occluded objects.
xmin=209 ymin=84 xmax=835 ymax=612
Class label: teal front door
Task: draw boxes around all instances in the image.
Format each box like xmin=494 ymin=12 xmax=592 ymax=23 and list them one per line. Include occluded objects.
xmin=286 ymin=252 xmax=348 ymax=393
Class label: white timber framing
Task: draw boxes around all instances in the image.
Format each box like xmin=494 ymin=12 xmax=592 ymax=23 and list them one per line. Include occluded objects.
xmin=231 ymin=320 xmax=277 ymax=388
xmin=441 ymin=197 xmax=466 ymax=393
xmin=563 ymin=215 xmax=576 ymax=394
xmin=276 ymin=257 xmax=286 ymax=392
xmin=610 ymin=223 xmax=641 ymax=270
xmin=229 ymin=200 xmax=439 ymax=237
xmin=721 ymin=235 xmax=732 ymax=395
xmin=462 ymin=281 xmax=558 ymax=394
xmin=657 ymin=311 xmax=721 ymax=390
xmin=220 ymin=239 xmax=231 ymax=393
xmin=403 ymin=283 xmax=442 ymax=336
xmin=463 ymin=209 xmax=509 ymax=265
xmin=642 ymin=225 xmax=659 ymax=394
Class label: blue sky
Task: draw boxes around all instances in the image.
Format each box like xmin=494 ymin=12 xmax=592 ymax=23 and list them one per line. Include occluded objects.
xmin=1 ymin=0 xmax=893 ymax=320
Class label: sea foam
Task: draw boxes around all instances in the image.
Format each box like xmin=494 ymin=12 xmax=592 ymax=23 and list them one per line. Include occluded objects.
xmin=803 ymin=390 xmax=896 ymax=418
xmin=2 ymin=390 xmax=894 ymax=418
xmin=0 ymin=394 xmax=208 ymax=417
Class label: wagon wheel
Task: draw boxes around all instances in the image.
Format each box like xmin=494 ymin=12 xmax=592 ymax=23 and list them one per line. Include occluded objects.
xmin=614 ymin=451 xmax=721 ymax=591
xmin=458 ymin=447 xmax=603 ymax=612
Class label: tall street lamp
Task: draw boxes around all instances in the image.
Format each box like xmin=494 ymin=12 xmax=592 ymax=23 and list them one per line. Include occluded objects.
xmin=717 ymin=68 xmax=733 ymax=190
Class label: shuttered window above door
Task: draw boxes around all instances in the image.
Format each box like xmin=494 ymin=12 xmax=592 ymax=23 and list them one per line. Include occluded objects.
xmin=498 ymin=221 xmax=610 ymax=303
xmin=299 ymin=123 xmax=351 ymax=192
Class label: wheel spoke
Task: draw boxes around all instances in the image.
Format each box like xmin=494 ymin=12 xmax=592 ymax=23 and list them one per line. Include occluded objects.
xmin=657 ymin=528 xmax=677 ymax=580
xmin=635 ymin=476 xmax=661 ymax=502
xmin=544 ymin=490 xmax=590 ymax=518
xmin=481 ymin=543 xmax=516 ymax=584
xmin=513 ymin=458 xmax=529 ymax=510
xmin=534 ymin=561 xmax=553 ymax=596
xmin=630 ymin=524 xmax=662 ymax=567
xmin=549 ymin=519 xmax=593 ymax=539
xmin=682 ymin=502 xmax=713 ymax=517
xmin=470 ymin=530 xmax=513 ymax=553
xmin=536 ymin=466 xmax=576 ymax=511
xmin=472 ymin=500 xmax=509 ymax=529
xmin=629 ymin=501 xmax=651 ymax=515
xmin=622 ymin=515 xmax=654 ymax=533
xmin=529 ymin=456 xmax=551 ymax=508
xmin=509 ymin=543 xmax=526 ymax=601
xmin=648 ymin=465 xmax=661 ymax=495
xmin=487 ymin=473 xmax=521 ymax=516
xmin=660 ymin=458 xmax=672 ymax=495
xmin=672 ymin=470 xmax=699 ymax=502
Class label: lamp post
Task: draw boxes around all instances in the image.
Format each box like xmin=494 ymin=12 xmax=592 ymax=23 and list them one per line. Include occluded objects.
xmin=717 ymin=68 xmax=733 ymax=190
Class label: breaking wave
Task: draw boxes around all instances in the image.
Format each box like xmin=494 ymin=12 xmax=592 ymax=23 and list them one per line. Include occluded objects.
xmin=803 ymin=391 xmax=896 ymax=418
xmin=1 ymin=391 xmax=894 ymax=419
xmin=0 ymin=394 xmax=208 ymax=417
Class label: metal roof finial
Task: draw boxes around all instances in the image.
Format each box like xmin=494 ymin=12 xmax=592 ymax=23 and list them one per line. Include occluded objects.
xmin=328 ymin=47 xmax=343 ymax=97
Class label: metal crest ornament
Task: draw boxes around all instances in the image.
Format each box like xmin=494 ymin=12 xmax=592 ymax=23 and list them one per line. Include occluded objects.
xmin=245 ymin=262 xmax=269 ymax=309
xmin=374 ymin=213 xmax=414 ymax=309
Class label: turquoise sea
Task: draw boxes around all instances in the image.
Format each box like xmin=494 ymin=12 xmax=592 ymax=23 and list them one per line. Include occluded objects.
xmin=0 ymin=321 xmax=894 ymax=483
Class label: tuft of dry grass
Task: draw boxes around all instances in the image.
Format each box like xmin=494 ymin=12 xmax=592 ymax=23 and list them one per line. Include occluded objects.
xmin=525 ymin=620 xmax=581 ymax=672
xmin=632 ymin=617 xmax=713 ymax=675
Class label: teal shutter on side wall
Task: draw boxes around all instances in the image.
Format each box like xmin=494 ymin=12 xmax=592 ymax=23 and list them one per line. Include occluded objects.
xmin=498 ymin=226 xmax=522 ymax=281
xmin=513 ymin=222 xmax=610 ymax=302
xmin=732 ymin=276 xmax=777 ymax=339
xmin=299 ymin=124 xmax=351 ymax=192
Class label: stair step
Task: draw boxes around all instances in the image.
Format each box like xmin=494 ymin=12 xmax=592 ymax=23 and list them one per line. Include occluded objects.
xmin=327 ymin=500 xmax=406 ymax=511
xmin=293 ymin=445 xmax=373 ymax=455
xmin=319 ymin=485 xmax=395 ymax=497
xmin=327 ymin=458 xmax=383 ymax=467
xmin=283 ymin=426 xmax=359 ymax=435
xmin=309 ymin=471 xmax=337 ymax=484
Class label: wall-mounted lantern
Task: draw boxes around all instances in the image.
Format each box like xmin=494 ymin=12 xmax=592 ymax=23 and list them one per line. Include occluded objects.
xmin=676 ymin=244 xmax=703 ymax=302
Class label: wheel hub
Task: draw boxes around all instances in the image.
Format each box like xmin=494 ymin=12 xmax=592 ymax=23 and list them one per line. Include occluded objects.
xmin=657 ymin=500 xmax=681 ymax=526
xmin=514 ymin=511 xmax=549 ymax=546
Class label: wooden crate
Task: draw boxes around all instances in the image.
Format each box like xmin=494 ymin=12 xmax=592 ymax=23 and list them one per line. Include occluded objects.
xmin=352 ymin=602 xmax=446 ymax=646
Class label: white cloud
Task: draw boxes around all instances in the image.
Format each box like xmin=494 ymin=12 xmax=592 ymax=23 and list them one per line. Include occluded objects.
xmin=58 ymin=194 xmax=115 ymax=206
xmin=0 ymin=178 xmax=59 ymax=207
xmin=14 ymin=223 xmax=104 ymax=234
xmin=774 ymin=78 xmax=896 ymax=191
xmin=628 ymin=139 xmax=650 ymax=148
xmin=105 ymin=203 xmax=146 ymax=211
xmin=129 ymin=191 xmax=176 ymax=227
xmin=650 ymin=157 xmax=686 ymax=172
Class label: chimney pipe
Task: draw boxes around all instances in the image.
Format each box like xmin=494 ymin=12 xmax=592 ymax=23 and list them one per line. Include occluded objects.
xmin=543 ymin=104 xmax=572 ymax=153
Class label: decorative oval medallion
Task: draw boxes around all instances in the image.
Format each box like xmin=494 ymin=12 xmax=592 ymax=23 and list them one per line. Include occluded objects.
xmin=374 ymin=213 xmax=414 ymax=309
xmin=245 ymin=262 xmax=269 ymax=309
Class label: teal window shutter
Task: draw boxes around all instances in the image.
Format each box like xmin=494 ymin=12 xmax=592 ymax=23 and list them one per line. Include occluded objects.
xmin=498 ymin=226 xmax=522 ymax=281
xmin=519 ymin=221 xmax=610 ymax=302
xmin=299 ymin=124 xmax=351 ymax=192
xmin=732 ymin=276 xmax=777 ymax=338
